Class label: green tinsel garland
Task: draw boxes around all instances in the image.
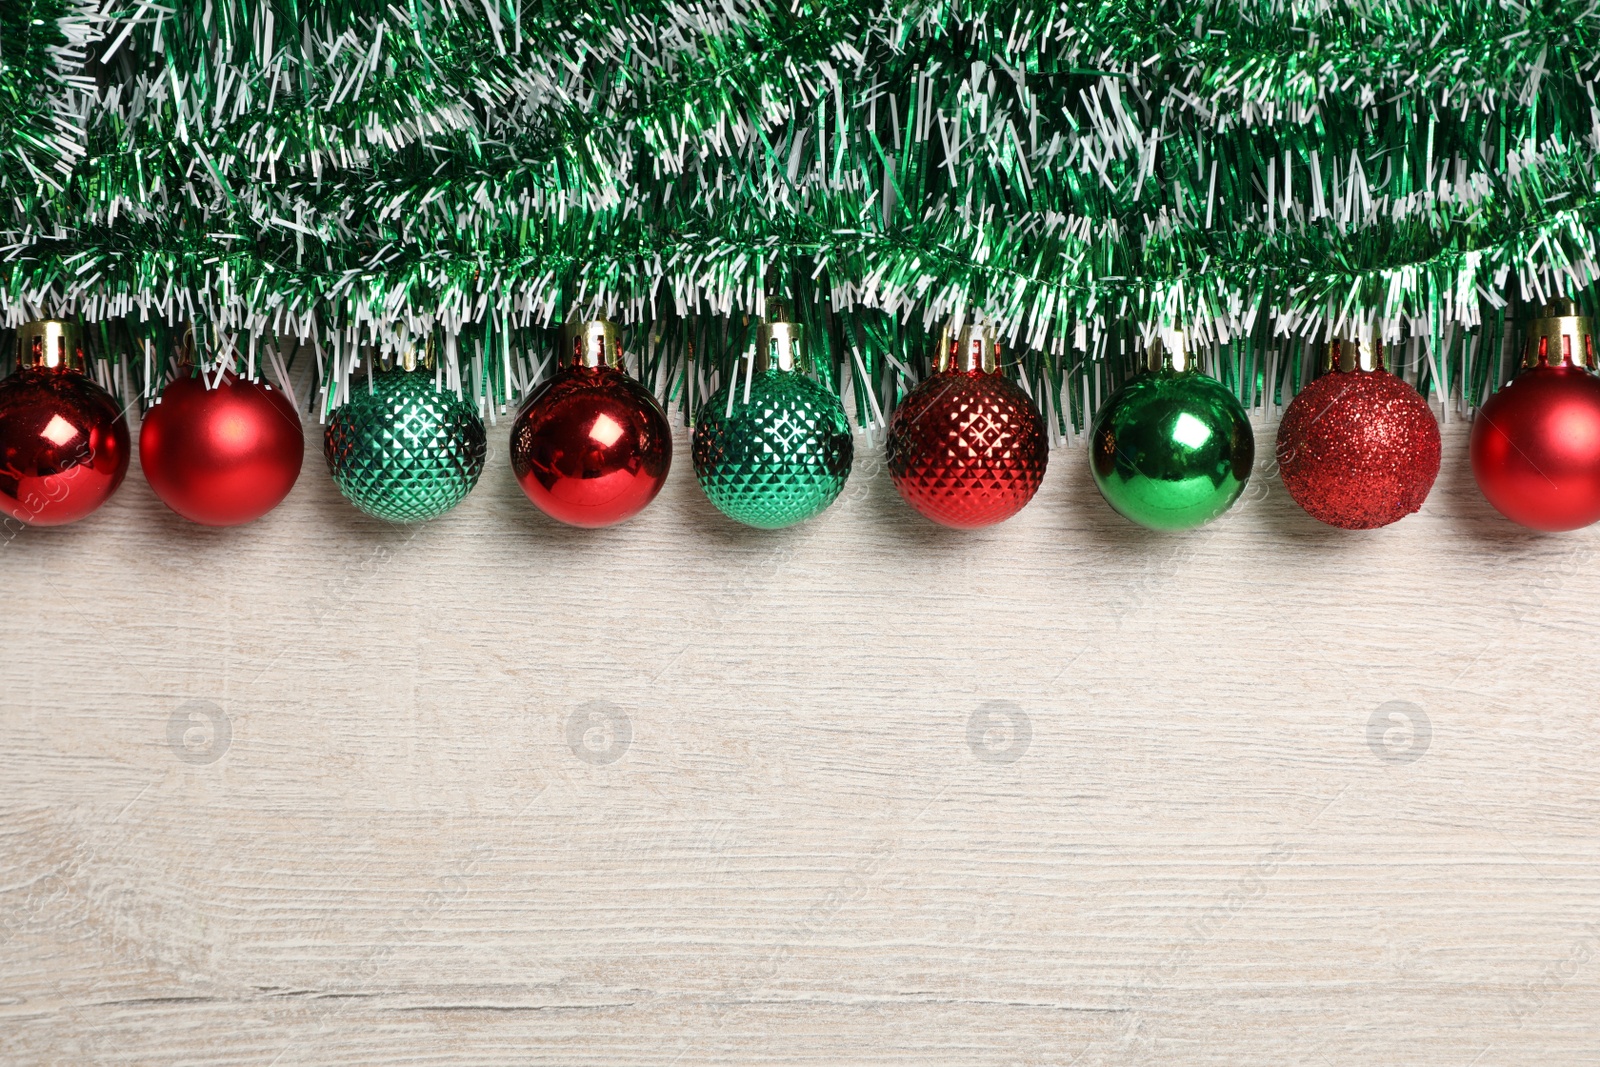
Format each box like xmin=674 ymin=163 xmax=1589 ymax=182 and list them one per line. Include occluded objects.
xmin=3 ymin=0 xmax=1598 ymax=439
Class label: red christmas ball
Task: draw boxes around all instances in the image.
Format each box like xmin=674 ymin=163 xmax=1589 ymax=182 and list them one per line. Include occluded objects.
xmin=0 ymin=362 xmax=130 ymax=527
xmin=140 ymin=371 xmax=304 ymax=526
xmin=886 ymin=368 xmax=1048 ymax=529
xmin=511 ymin=365 xmax=673 ymax=528
xmin=1470 ymin=364 xmax=1600 ymax=531
xmin=1276 ymin=369 xmax=1441 ymax=529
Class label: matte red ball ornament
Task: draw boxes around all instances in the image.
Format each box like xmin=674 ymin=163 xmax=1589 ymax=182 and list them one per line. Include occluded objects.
xmin=886 ymin=321 xmax=1048 ymax=529
xmin=140 ymin=369 xmax=305 ymax=526
xmin=1471 ymin=299 xmax=1600 ymax=532
xmin=0 ymin=320 xmax=130 ymax=526
xmin=511 ymin=319 xmax=673 ymax=528
xmin=1277 ymin=335 xmax=1441 ymax=529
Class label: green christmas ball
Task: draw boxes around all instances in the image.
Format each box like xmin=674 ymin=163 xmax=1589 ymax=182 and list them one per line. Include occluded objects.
xmin=1090 ymin=369 xmax=1254 ymax=531
xmin=324 ymin=367 xmax=487 ymax=522
xmin=693 ymin=368 xmax=853 ymax=529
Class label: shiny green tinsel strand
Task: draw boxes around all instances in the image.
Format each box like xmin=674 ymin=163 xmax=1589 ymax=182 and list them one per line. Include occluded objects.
xmin=4 ymin=0 xmax=1599 ymax=427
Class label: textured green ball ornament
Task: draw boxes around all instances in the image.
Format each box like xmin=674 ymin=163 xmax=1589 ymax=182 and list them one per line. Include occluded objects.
xmin=693 ymin=313 xmax=853 ymax=529
xmin=1090 ymin=331 xmax=1254 ymax=531
xmin=325 ymin=362 xmax=487 ymax=522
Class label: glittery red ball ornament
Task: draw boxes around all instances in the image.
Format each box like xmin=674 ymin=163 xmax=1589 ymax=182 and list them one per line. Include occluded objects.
xmin=886 ymin=323 xmax=1048 ymax=529
xmin=511 ymin=319 xmax=672 ymax=528
xmin=1276 ymin=339 xmax=1440 ymax=529
xmin=0 ymin=320 xmax=130 ymax=526
xmin=1470 ymin=300 xmax=1600 ymax=532
xmin=140 ymin=370 xmax=305 ymax=526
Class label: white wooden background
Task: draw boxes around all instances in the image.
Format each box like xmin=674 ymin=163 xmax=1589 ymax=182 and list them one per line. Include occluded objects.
xmin=4 ymin=410 xmax=1600 ymax=1066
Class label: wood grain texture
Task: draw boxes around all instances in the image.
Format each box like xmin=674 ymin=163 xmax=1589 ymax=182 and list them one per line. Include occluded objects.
xmin=4 ymin=412 xmax=1600 ymax=1066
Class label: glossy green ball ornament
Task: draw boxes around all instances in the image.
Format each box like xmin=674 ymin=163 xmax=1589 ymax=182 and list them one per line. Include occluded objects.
xmin=325 ymin=362 xmax=487 ymax=523
xmin=1090 ymin=331 xmax=1254 ymax=531
xmin=692 ymin=312 xmax=853 ymax=529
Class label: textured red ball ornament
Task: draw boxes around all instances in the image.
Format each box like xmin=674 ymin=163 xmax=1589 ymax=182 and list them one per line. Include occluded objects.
xmin=886 ymin=322 xmax=1048 ymax=529
xmin=1276 ymin=335 xmax=1441 ymax=529
xmin=511 ymin=319 xmax=673 ymax=528
xmin=0 ymin=320 xmax=130 ymax=526
xmin=140 ymin=369 xmax=304 ymax=526
xmin=1471 ymin=299 xmax=1600 ymax=532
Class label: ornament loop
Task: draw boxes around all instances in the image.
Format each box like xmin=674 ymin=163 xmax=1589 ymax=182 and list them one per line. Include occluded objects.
xmin=1145 ymin=327 xmax=1192 ymax=373
xmin=15 ymin=320 xmax=85 ymax=372
xmin=1323 ymin=334 xmax=1385 ymax=373
xmin=1523 ymin=298 xmax=1596 ymax=370
xmin=754 ymin=302 xmax=805 ymax=373
xmin=937 ymin=320 xmax=998 ymax=373
xmin=563 ymin=318 xmax=624 ymax=370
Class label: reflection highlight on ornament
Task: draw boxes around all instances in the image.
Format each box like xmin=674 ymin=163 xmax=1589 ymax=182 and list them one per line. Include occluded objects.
xmin=41 ymin=414 xmax=80 ymax=448
xmin=217 ymin=413 xmax=252 ymax=446
xmin=1551 ymin=407 xmax=1600 ymax=451
xmin=1171 ymin=412 xmax=1212 ymax=450
xmin=590 ymin=412 xmax=625 ymax=448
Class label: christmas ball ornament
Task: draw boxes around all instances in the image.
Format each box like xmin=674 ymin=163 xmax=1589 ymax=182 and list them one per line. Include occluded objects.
xmin=324 ymin=352 xmax=486 ymax=523
xmin=693 ymin=309 xmax=852 ymax=529
xmin=886 ymin=321 xmax=1048 ymax=529
xmin=511 ymin=318 xmax=672 ymax=528
xmin=1471 ymin=298 xmax=1600 ymax=531
xmin=140 ymin=369 xmax=304 ymax=526
xmin=1276 ymin=334 xmax=1441 ymax=529
xmin=1090 ymin=329 xmax=1253 ymax=531
xmin=0 ymin=320 xmax=130 ymax=526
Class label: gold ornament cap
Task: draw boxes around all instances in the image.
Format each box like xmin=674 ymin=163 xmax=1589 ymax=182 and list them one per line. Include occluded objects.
xmin=1145 ymin=326 xmax=1193 ymax=373
xmin=753 ymin=299 xmax=805 ymax=373
xmin=1322 ymin=332 xmax=1386 ymax=373
xmin=15 ymin=319 xmax=85 ymax=372
xmin=562 ymin=318 xmax=624 ymax=370
xmin=937 ymin=319 xmax=999 ymax=373
xmin=1523 ymin=298 xmax=1596 ymax=369
xmin=375 ymin=332 xmax=436 ymax=372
